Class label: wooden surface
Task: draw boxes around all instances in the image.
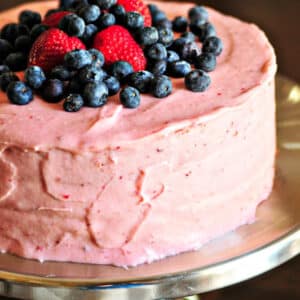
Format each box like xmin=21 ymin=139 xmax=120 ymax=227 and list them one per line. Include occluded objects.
xmin=0 ymin=1 xmax=299 ymax=299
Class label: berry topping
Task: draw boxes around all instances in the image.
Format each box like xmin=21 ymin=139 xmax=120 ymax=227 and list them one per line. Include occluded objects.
xmin=110 ymin=60 xmax=133 ymax=82
xmin=147 ymin=60 xmax=167 ymax=76
xmin=188 ymin=6 xmax=209 ymax=24
xmin=0 ymin=65 xmax=10 ymax=76
xmin=14 ymin=35 xmax=32 ymax=53
xmin=59 ymin=14 xmax=86 ymax=37
xmin=97 ymin=13 xmax=116 ymax=30
xmin=7 ymin=81 xmax=33 ymax=105
xmin=109 ymin=4 xmax=126 ymax=24
xmin=24 ymin=66 xmax=46 ymax=89
xmin=30 ymin=24 xmax=49 ymax=41
xmin=89 ymin=49 xmax=105 ymax=68
xmin=203 ymin=36 xmax=223 ymax=56
xmin=118 ymin=0 xmax=152 ymax=27
xmin=190 ymin=22 xmax=216 ymax=42
xmin=63 ymin=94 xmax=84 ymax=112
xmin=0 ymin=72 xmax=20 ymax=92
xmin=0 ymin=23 xmax=29 ymax=43
xmin=185 ymin=69 xmax=211 ymax=92
xmin=194 ymin=52 xmax=217 ymax=72
xmin=124 ymin=12 xmax=144 ymax=30
xmin=120 ymin=86 xmax=140 ymax=108
xmin=19 ymin=10 xmax=42 ymax=29
xmin=28 ymin=28 xmax=86 ymax=72
xmin=151 ymin=75 xmax=172 ymax=98
xmin=64 ymin=49 xmax=92 ymax=70
xmin=79 ymin=65 xmax=106 ymax=84
xmin=41 ymin=79 xmax=65 ymax=102
xmin=43 ymin=11 xmax=72 ymax=28
xmin=81 ymin=24 xmax=98 ymax=46
xmin=83 ymin=82 xmax=109 ymax=107
xmin=93 ymin=25 xmax=146 ymax=71
xmin=166 ymin=50 xmax=180 ymax=63
xmin=104 ymin=76 xmax=121 ymax=96
xmin=94 ymin=0 xmax=117 ymax=10
xmin=157 ymin=27 xmax=174 ymax=46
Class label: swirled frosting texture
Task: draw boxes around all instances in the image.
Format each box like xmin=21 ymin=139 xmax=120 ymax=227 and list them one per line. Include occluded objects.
xmin=0 ymin=1 xmax=276 ymax=266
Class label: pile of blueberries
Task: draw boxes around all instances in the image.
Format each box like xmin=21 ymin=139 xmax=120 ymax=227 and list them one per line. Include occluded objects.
xmin=0 ymin=0 xmax=223 ymax=111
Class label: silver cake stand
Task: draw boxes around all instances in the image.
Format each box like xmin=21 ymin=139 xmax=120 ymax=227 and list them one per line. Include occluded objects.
xmin=0 ymin=75 xmax=299 ymax=300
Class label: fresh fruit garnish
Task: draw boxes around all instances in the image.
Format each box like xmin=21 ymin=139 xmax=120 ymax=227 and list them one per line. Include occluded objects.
xmin=42 ymin=11 xmax=71 ymax=28
xmin=117 ymin=0 xmax=152 ymax=26
xmin=28 ymin=28 xmax=86 ymax=72
xmin=93 ymin=25 xmax=146 ymax=71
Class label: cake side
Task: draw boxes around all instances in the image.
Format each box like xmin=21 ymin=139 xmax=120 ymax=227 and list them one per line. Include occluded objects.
xmin=0 ymin=1 xmax=276 ymax=266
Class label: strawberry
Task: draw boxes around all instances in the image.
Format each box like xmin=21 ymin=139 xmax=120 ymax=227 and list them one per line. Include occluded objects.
xmin=28 ymin=28 xmax=86 ymax=72
xmin=42 ymin=11 xmax=72 ymax=27
xmin=117 ymin=0 xmax=152 ymax=27
xmin=93 ymin=25 xmax=146 ymax=72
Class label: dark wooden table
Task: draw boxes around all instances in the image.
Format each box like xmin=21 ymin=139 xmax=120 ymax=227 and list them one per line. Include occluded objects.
xmin=0 ymin=1 xmax=299 ymax=299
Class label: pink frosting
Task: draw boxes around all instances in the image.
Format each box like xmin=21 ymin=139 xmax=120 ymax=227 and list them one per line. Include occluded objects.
xmin=0 ymin=1 xmax=277 ymax=266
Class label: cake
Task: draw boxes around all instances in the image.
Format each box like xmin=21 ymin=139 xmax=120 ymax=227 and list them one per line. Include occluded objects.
xmin=0 ymin=0 xmax=277 ymax=266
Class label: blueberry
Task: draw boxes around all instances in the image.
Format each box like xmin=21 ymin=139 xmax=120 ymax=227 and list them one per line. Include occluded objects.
xmin=7 ymin=81 xmax=33 ymax=105
xmin=88 ymin=48 xmax=105 ymax=68
xmin=203 ymin=36 xmax=223 ymax=56
xmin=24 ymin=66 xmax=46 ymax=89
xmin=194 ymin=53 xmax=216 ymax=72
xmin=181 ymin=41 xmax=201 ymax=63
xmin=128 ymin=70 xmax=154 ymax=93
xmin=166 ymin=50 xmax=180 ymax=63
xmin=50 ymin=65 xmax=73 ymax=81
xmin=42 ymin=79 xmax=65 ymax=103
xmin=148 ymin=4 xmax=159 ymax=16
xmin=110 ymin=61 xmax=133 ymax=82
xmin=109 ymin=4 xmax=126 ymax=24
xmin=97 ymin=13 xmax=116 ymax=29
xmin=185 ymin=69 xmax=211 ymax=92
xmin=120 ymin=86 xmax=140 ymax=109
xmin=71 ymin=0 xmax=89 ymax=10
xmin=93 ymin=0 xmax=117 ymax=10
xmin=104 ymin=76 xmax=120 ymax=96
xmin=147 ymin=60 xmax=167 ymax=76
xmin=151 ymin=75 xmax=172 ymax=98
xmin=180 ymin=31 xmax=195 ymax=42
xmin=137 ymin=27 xmax=159 ymax=46
xmin=155 ymin=19 xmax=172 ymax=30
xmin=0 ymin=65 xmax=10 ymax=76
xmin=146 ymin=43 xmax=167 ymax=61
xmin=1 ymin=23 xmax=29 ymax=44
xmin=19 ymin=10 xmax=41 ymax=29
xmin=63 ymin=93 xmax=84 ymax=112
xmin=190 ymin=22 xmax=216 ymax=42
xmin=0 ymin=39 xmax=14 ymax=61
xmin=172 ymin=16 xmax=188 ymax=32
xmin=83 ymin=82 xmax=109 ymax=107
xmin=151 ymin=10 xmax=167 ymax=26
xmin=4 ymin=52 xmax=28 ymax=71
xmin=169 ymin=37 xmax=189 ymax=54
xmin=68 ymin=77 xmax=83 ymax=93
xmin=168 ymin=60 xmax=191 ymax=78
xmin=30 ymin=24 xmax=49 ymax=41
xmin=125 ymin=12 xmax=144 ymax=31
xmin=59 ymin=0 xmax=76 ymax=9
xmin=78 ymin=5 xmax=101 ymax=23
xmin=188 ymin=6 xmax=209 ymax=24
xmin=14 ymin=35 xmax=32 ymax=53
xmin=79 ymin=65 xmax=106 ymax=84
xmin=59 ymin=14 xmax=85 ymax=37
xmin=81 ymin=24 xmax=98 ymax=46
xmin=64 ymin=49 xmax=93 ymax=70
xmin=0 ymin=72 xmax=20 ymax=92
xmin=158 ymin=27 xmax=174 ymax=46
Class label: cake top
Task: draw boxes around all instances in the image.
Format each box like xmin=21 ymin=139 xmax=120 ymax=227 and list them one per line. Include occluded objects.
xmin=0 ymin=0 xmax=276 ymax=152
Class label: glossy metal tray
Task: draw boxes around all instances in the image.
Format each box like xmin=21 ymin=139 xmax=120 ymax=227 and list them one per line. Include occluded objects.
xmin=0 ymin=76 xmax=299 ymax=300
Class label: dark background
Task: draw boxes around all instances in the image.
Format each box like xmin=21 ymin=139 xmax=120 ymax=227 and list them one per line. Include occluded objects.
xmin=0 ymin=1 xmax=299 ymax=299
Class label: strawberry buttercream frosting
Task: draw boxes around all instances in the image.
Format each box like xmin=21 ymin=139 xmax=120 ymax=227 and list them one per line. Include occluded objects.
xmin=0 ymin=1 xmax=276 ymax=266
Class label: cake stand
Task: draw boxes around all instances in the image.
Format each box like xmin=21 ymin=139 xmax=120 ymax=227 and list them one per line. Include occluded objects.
xmin=0 ymin=75 xmax=299 ymax=300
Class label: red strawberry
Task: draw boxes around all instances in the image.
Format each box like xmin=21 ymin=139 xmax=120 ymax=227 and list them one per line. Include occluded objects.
xmin=117 ymin=0 xmax=152 ymax=27
xmin=93 ymin=25 xmax=146 ymax=72
xmin=42 ymin=11 xmax=71 ymax=27
xmin=29 ymin=28 xmax=86 ymax=72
